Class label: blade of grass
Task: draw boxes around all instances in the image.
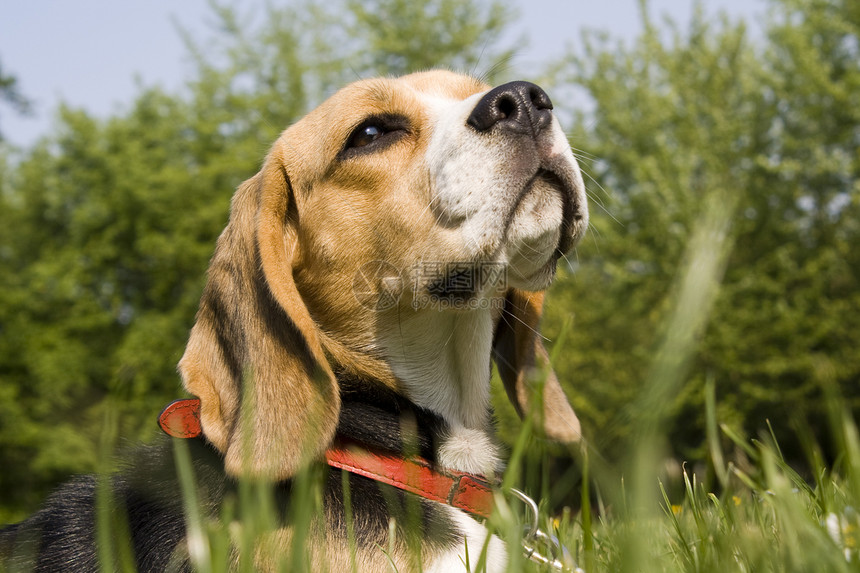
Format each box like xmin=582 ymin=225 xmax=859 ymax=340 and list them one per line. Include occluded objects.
xmin=95 ymin=400 xmax=135 ymax=573
xmin=172 ymin=436 xmax=213 ymax=573
xmin=580 ymin=448 xmax=594 ymax=573
xmin=705 ymin=375 xmax=729 ymax=489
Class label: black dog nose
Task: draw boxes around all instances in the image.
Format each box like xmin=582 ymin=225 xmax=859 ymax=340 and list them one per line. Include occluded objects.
xmin=467 ymin=81 xmax=554 ymax=134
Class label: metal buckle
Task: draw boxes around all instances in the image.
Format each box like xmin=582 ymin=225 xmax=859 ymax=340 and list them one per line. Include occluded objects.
xmin=510 ymin=488 xmax=583 ymax=572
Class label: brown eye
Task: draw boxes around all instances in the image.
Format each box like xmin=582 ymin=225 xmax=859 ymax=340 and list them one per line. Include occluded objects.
xmin=340 ymin=114 xmax=410 ymax=159
xmin=350 ymin=125 xmax=384 ymax=148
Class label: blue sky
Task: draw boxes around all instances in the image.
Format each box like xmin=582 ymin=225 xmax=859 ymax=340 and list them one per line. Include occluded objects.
xmin=0 ymin=0 xmax=764 ymax=148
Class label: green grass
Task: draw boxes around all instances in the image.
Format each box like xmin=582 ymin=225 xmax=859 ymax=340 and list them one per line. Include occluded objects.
xmin=558 ymin=410 xmax=860 ymax=572
xmin=109 ymin=358 xmax=853 ymax=573
xmin=8 ymin=365 xmax=860 ymax=572
xmin=134 ymin=395 xmax=860 ymax=573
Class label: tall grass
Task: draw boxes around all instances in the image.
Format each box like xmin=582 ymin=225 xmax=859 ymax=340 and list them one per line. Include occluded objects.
xmin=151 ymin=388 xmax=860 ymax=572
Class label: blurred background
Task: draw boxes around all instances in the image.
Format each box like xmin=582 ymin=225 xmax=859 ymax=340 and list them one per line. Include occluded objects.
xmin=0 ymin=0 xmax=857 ymax=521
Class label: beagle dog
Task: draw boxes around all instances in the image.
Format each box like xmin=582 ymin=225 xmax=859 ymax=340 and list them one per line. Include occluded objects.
xmin=0 ymin=70 xmax=587 ymax=572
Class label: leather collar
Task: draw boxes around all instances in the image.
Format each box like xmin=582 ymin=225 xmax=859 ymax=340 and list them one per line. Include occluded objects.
xmin=158 ymin=399 xmax=495 ymax=518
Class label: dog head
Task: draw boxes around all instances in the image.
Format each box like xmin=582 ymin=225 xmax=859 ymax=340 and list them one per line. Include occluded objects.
xmin=179 ymin=70 xmax=588 ymax=479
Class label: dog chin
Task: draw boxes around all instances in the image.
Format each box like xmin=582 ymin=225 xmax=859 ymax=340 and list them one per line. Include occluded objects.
xmin=453 ymin=194 xmax=564 ymax=290
xmin=502 ymin=204 xmax=565 ymax=290
xmin=507 ymin=258 xmax=558 ymax=291
xmin=505 ymin=230 xmax=561 ymax=287
xmin=504 ymin=183 xmax=564 ymax=251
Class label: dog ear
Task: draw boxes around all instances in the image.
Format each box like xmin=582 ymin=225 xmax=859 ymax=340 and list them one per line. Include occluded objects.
xmin=178 ymin=141 xmax=339 ymax=480
xmin=492 ymin=289 xmax=581 ymax=443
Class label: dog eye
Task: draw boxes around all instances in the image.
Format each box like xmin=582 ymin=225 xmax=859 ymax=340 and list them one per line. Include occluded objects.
xmin=341 ymin=115 xmax=409 ymax=158
xmin=349 ymin=125 xmax=385 ymax=149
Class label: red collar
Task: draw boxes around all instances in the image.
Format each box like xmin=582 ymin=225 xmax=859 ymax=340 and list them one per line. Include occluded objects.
xmin=158 ymin=399 xmax=495 ymax=519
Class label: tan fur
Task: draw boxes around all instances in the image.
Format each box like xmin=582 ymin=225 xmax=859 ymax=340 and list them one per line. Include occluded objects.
xmin=252 ymin=523 xmax=424 ymax=573
xmin=493 ymin=290 xmax=582 ymax=442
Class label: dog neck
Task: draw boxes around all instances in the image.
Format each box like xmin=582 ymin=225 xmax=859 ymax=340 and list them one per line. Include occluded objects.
xmin=378 ymin=306 xmax=495 ymax=432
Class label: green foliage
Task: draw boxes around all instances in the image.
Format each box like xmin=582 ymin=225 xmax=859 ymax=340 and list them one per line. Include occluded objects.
xmin=345 ymin=0 xmax=514 ymax=76
xmin=0 ymin=0 xmax=858 ymax=547
xmin=1 ymin=0 xmax=860 ymax=569
xmin=544 ymin=0 xmax=860 ymax=467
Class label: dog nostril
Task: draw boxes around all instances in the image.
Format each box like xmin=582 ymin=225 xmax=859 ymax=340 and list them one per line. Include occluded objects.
xmin=530 ymin=86 xmax=553 ymax=111
xmin=497 ymin=96 xmax=516 ymax=119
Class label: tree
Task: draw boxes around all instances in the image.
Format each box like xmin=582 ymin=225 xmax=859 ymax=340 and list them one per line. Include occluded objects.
xmin=345 ymin=0 xmax=514 ymax=76
xmin=545 ymin=0 xmax=859 ymax=466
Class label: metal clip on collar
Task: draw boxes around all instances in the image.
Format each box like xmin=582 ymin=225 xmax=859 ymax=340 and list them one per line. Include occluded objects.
xmin=510 ymin=488 xmax=584 ymax=573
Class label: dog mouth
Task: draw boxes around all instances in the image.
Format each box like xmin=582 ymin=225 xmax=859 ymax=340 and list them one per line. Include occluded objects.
xmin=550 ymin=171 xmax=579 ymax=258
xmin=510 ymin=167 xmax=584 ymax=258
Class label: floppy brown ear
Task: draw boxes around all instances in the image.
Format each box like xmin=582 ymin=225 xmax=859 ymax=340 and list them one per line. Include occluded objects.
xmin=178 ymin=141 xmax=339 ymax=480
xmin=492 ymin=289 xmax=581 ymax=443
